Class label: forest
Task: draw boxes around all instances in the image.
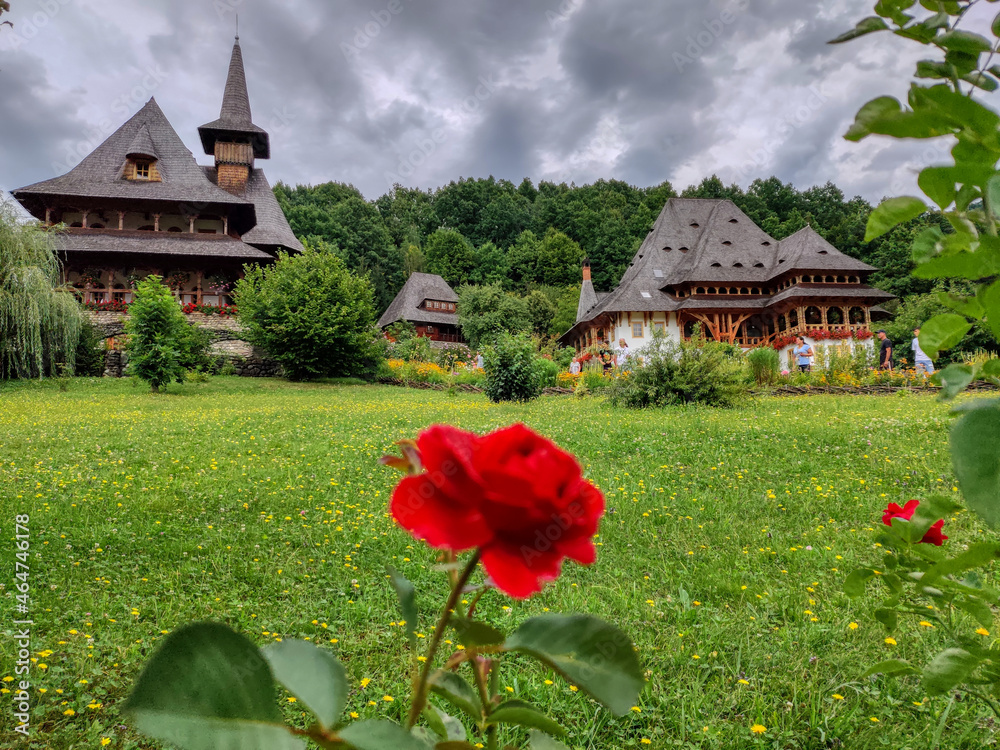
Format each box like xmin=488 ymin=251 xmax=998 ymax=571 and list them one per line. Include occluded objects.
xmin=274 ymin=174 xmax=990 ymax=349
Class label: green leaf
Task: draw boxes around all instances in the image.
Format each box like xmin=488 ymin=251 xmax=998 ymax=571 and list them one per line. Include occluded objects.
xmin=935 ymin=364 xmax=976 ymax=400
xmin=875 ymin=0 xmax=915 ymax=25
xmin=937 ymin=291 xmax=985 ymax=320
xmin=918 ymin=314 xmax=972 ymax=359
xmin=861 ymin=659 xmax=919 ymax=678
xmin=262 ymin=639 xmax=347 ymax=731
xmin=504 ymin=615 xmax=644 ymax=716
xmin=983 ymin=359 xmax=1000 ymax=382
xmin=829 ymin=16 xmax=890 ymax=44
xmin=923 ymin=649 xmax=983 ymax=696
xmin=422 ymin=705 xmax=467 ymax=742
xmin=937 ymin=30 xmax=994 ymax=55
xmin=845 ymin=96 xmax=903 ymax=141
xmin=955 ymin=597 xmax=995 ymax=629
xmin=339 ymin=720 xmax=433 ymax=750
xmin=123 ymin=623 xmax=304 ymax=750
xmin=918 ymin=167 xmax=958 ymax=209
xmin=950 ymin=400 xmax=1000 ymax=528
xmin=866 ymin=197 xmax=927 ymax=241
xmin=993 ymin=10 xmax=1000 ymax=39
xmin=528 ymin=731 xmax=573 ymax=750
xmin=428 ymin=672 xmax=482 ymax=721
xmin=962 ymin=71 xmax=999 ymax=92
xmin=982 ymin=280 xmax=1000 ymax=341
xmin=923 ymin=544 xmax=1000 ymax=587
xmin=451 ymin=617 xmax=505 ymax=647
xmin=845 ymin=568 xmax=877 ymax=597
xmin=912 ymin=227 xmax=946 ymax=263
xmin=874 ymin=608 xmax=898 ymax=633
xmin=387 ymin=566 xmax=418 ymax=649
xmin=915 ymin=59 xmax=952 ymax=80
xmin=486 ymin=700 xmax=567 ymax=736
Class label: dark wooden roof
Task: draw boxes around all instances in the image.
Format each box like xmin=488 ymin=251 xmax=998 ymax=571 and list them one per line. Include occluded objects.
xmin=14 ymin=99 xmax=252 ymax=208
xmin=204 ymin=167 xmax=304 ymax=253
xmin=198 ymin=39 xmax=270 ymax=160
xmin=378 ymin=273 xmax=459 ymax=328
xmin=56 ymin=227 xmax=274 ymax=260
xmin=565 ymin=198 xmax=894 ymax=341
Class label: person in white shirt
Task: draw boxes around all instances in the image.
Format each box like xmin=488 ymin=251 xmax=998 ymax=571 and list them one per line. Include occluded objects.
xmin=616 ymin=338 xmax=630 ymax=367
xmin=911 ymin=327 xmax=934 ymax=374
xmin=569 ymin=359 xmax=581 ymax=375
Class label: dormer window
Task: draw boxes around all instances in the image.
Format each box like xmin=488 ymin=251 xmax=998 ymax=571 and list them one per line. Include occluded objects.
xmin=126 ymin=158 xmax=160 ymax=181
xmin=135 ymin=161 xmax=151 ymax=179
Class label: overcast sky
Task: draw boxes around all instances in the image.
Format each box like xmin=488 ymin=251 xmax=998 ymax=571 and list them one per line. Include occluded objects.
xmin=2 ymin=0 xmax=997 ymax=203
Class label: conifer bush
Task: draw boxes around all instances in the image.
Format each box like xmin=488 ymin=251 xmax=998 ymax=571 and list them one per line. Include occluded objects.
xmin=747 ymin=347 xmax=780 ymax=386
xmin=125 ymin=276 xmax=187 ymax=392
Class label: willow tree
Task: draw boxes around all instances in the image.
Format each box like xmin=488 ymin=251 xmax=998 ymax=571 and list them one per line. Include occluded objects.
xmin=0 ymin=205 xmax=82 ymax=378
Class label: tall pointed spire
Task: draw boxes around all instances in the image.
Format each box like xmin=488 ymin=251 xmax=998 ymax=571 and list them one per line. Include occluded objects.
xmin=198 ymin=36 xmax=270 ymax=160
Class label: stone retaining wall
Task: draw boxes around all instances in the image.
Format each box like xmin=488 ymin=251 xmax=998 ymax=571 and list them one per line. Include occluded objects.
xmin=85 ymin=311 xmax=282 ymax=378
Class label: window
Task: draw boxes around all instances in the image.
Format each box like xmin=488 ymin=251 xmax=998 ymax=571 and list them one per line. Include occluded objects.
xmin=653 ymin=321 xmax=665 ymax=333
xmin=640 ymin=291 xmax=652 ymax=299
xmin=134 ymin=162 xmax=151 ymax=180
xmin=653 ymin=269 xmax=663 ymax=278
xmin=632 ymin=321 xmax=643 ymax=338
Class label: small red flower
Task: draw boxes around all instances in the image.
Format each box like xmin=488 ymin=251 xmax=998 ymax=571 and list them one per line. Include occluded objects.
xmin=882 ymin=499 xmax=948 ymax=546
xmin=388 ymin=424 xmax=604 ymax=598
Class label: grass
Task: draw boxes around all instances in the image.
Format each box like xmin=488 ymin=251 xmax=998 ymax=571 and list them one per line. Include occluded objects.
xmin=0 ymin=377 xmax=996 ymax=749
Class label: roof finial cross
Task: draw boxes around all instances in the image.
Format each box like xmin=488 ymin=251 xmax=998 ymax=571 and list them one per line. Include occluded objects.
xmin=235 ymin=12 xmax=239 ymax=41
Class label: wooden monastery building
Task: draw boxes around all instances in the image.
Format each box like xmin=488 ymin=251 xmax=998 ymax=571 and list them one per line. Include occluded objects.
xmin=560 ymin=198 xmax=893 ymax=356
xmin=377 ymin=273 xmax=463 ymax=344
xmin=13 ymin=37 xmax=303 ymax=307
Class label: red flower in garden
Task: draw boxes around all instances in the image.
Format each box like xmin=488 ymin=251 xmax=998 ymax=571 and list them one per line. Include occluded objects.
xmin=388 ymin=424 xmax=605 ymax=599
xmin=882 ymin=499 xmax=948 ymax=546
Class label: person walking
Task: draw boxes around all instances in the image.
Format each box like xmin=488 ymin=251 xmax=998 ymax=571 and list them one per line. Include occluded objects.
xmin=911 ymin=327 xmax=934 ymax=375
xmin=793 ymin=336 xmax=813 ymax=372
xmin=877 ymin=330 xmax=893 ymax=370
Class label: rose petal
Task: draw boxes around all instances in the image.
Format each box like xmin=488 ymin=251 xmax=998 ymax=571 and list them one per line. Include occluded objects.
xmin=390 ymin=475 xmax=491 ymax=550
xmin=481 ymin=543 xmax=563 ymax=600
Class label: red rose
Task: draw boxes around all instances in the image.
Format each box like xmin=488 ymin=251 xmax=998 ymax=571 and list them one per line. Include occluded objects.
xmin=389 ymin=424 xmax=604 ymax=599
xmin=882 ymin=499 xmax=948 ymax=546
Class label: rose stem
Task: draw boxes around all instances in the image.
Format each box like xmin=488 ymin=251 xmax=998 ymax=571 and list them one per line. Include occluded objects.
xmin=406 ymin=550 xmax=482 ymax=729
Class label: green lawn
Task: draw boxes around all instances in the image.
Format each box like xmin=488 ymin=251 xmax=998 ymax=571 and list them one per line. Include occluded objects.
xmin=0 ymin=378 xmax=995 ymax=749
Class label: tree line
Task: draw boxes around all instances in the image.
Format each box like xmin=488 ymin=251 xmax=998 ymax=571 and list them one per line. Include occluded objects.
xmin=274 ymin=174 xmax=948 ymax=340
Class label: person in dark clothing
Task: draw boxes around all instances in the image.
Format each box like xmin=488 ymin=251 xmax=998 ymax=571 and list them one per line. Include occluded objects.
xmin=877 ymin=330 xmax=893 ymax=370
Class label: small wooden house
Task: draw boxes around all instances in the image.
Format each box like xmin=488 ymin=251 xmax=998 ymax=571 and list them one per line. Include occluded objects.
xmin=378 ymin=273 xmax=463 ymax=344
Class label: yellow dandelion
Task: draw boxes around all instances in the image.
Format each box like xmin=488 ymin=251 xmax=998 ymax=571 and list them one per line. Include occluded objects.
xmin=848 ymin=622 xmax=858 ymax=630
xmin=832 ymin=694 xmax=844 ymax=700
xmin=63 ymin=708 xmax=76 ymax=716
xmin=976 ymin=628 xmax=990 ymax=636
xmin=750 ymin=724 xmax=767 ymax=734
xmin=884 ymin=637 xmax=897 ymax=646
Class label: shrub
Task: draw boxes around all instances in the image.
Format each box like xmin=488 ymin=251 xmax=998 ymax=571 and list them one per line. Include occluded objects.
xmin=176 ymin=322 xmax=212 ymax=374
xmin=482 ymin=332 xmax=542 ymax=403
xmin=74 ymin=321 xmax=106 ymax=377
xmin=125 ymin=276 xmax=188 ymax=392
xmin=535 ymin=356 xmax=561 ymax=388
xmin=235 ymin=249 xmax=382 ymax=381
xmin=607 ymin=333 xmax=745 ymax=408
xmin=746 ymin=347 xmax=780 ymax=386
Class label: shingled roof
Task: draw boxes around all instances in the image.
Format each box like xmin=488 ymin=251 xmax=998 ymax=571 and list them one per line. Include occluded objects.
xmin=198 ymin=38 xmax=270 ymax=160
xmin=56 ymin=227 xmax=274 ymax=260
xmin=204 ymin=166 xmax=304 ymax=253
xmin=1 ymin=189 xmax=36 ymax=224
xmin=567 ymin=198 xmax=893 ymax=339
xmin=377 ymin=273 xmax=460 ymax=329
xmin=14 ymin=98 xmax=252 ymax=208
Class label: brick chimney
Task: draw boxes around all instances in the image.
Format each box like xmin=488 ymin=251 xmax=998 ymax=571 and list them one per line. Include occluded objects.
xmin=582 ymin=258 xmax=592 ymax=282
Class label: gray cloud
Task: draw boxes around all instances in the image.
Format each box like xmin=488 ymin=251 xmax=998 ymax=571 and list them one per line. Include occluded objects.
xmin=1 ymin=0 xmax=997 ymax=203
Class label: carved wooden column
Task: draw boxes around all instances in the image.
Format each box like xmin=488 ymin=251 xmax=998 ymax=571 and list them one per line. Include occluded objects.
xmin=865 ymin=307 xmax=872 ymax=326
xmin=153 ymin=213 xmax=161 ymax=232
xmin=118 ymin=211 xmax=125 ymax=231
xmin=189 ymin=215 xmax=197 ymax=233
xmin=821 ymin=306 xmax=828 ymax=327
xmin=81 ymin=211 xmax=90 ymax=229
xmin=44 ymin=208 xmax=52 ymax=225
xmin=223 ymin=216 xmax=229 ymax=235
xmin=196 ymin=271 xmax=204 ymax=306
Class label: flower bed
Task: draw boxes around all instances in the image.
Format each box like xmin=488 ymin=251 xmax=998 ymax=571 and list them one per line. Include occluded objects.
xmin=181 ymin=303 xmax=238 ymax=317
